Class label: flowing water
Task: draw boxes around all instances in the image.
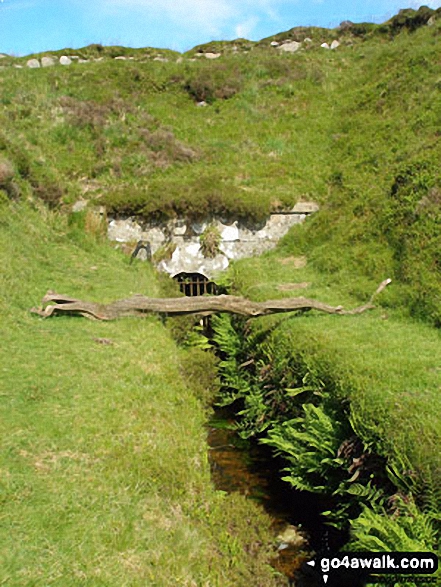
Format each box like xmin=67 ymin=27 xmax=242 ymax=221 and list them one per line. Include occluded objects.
xmin=207 ymin=409 xmax=348 ymax=584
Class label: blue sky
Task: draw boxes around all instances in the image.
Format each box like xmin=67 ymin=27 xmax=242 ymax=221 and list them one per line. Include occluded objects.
xmin=1 ymin=0 xmax=440 ymax=56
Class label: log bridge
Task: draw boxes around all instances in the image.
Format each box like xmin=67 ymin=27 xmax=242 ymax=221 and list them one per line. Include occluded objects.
xmin=31 ymin=279 xmax=391 ymax=321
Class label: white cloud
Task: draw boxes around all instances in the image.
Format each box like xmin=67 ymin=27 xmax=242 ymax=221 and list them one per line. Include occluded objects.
xmin=97 ymin=0 xmax=285 ymax=37
xmin=101 ymin=0 xmax=237 ymax=35
xmin=235 ymin=16 xmax=259 ymax=38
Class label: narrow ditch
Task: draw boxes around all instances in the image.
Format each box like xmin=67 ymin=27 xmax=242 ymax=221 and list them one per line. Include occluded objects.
xmin=207 ymin=406 xmax=348 ymax=585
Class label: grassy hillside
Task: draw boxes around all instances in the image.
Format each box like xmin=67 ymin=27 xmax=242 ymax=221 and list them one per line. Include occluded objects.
xmin=0 ymin=6 xmax=440 ymax=580
xmin=0 ymin=6 xmax=440 ymax=323
xmin=0 ymin=203 xmax=283 ymax=586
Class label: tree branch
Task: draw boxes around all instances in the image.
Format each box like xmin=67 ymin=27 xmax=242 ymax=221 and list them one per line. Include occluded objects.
xmin=30 ymin=280 xmax=391 ymax=321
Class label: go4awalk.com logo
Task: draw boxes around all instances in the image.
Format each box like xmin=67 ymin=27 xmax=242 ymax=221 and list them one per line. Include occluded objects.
xmin=304 ymin=552 xmax=439 ymax=586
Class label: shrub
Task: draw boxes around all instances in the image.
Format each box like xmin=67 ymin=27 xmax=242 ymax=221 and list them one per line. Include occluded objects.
xmin=139 ymin=128 xmax=198 ymax=166
xmin=200 ymin=224 xmax=221 ymax=258
xmin=349 ymin=496 xmax=439 ymax=553
xmin=183 ymin=61 xmax=245 ymax=103
xmin=383 ymin=7 xmax=435 ymax=34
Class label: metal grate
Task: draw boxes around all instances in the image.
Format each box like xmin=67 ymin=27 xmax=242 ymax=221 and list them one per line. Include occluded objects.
xmin=173 ymin=272 xmax=218 ymax=297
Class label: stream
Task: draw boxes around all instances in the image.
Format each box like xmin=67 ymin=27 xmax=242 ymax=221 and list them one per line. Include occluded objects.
xmin=207 ymin=408 xmax=349 ymax=585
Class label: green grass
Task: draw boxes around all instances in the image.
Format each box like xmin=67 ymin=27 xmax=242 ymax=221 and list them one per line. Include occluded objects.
xmin=1 ymin=18 xmax=440 ymax=320
xmin=222 ymin=244 xmax=441 ymax=507
xmin=0 ymin=203 xmax=283 ymax=586
xmin=0 ymin=8 xmax=440 ymax=572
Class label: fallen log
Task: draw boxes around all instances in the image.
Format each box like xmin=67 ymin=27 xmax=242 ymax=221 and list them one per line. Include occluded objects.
xmin=30 ymin=279 xmax=391 ymax=321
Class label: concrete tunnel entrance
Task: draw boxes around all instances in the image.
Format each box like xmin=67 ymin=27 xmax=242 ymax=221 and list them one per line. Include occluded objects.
xmin=173 ymin=272 xmax=219 ymax=297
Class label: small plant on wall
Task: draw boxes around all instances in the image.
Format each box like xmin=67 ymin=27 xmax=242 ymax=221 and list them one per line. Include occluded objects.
xmin=152 ymin=242 xmax=177 ymax=263
xmin=200 ymin=224 xmax=221 ymax=258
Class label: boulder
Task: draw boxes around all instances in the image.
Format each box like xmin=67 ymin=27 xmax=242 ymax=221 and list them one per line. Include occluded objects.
xmin=330 ymin=40 xmax=340 ymax=50
xmin=41 ymin=56 xmax=56 ymax=67
xmin=114 ymin=56 xmax=127 ymax=60
xmin=321 ymin=42 xmax=330 ymax=49
xmin=26 ymin=59 xmax=40 ymax=68
xmin=204 ymin=52 xmax=221 ymax=59
xmin=270 ymin=41 xmax=280 ymax=46
xmin=279 ymin=41 xmax=301 ymax=53
xmin=59 ymin=56 xmax=72 ymax=65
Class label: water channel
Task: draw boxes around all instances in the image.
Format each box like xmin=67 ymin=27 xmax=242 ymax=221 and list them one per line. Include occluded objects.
xmin=207 ymin=407 xmax=349 ymax=585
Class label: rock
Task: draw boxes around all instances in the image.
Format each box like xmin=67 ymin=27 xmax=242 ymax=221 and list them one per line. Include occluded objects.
xmin=218 ymin=221 xmax=239 ymax=241
xmin=70 ymin=56 xmax=79 ymax=60
xmin=339 ymin=20 xmax=354 ymax=30
xmin=292 ymin=201 xmax=319 ymax=214
xmin=153 ymin=57 xmax=169 ymax=62
xmin=114 ymin=56 xmax=127 ymax=60
xmin=191 ymin=221 xmax=208 ymax=235
xmin=304 ymin=37 xmax=313 ymax=43
xmin=270 ymin=41 xmax=280 ymax=46
xmin=108 ymin=218 xmax=143 ymax=242
xmin=330 ymin=40 xmax=340 ymax=50
xmin=26 ymin=58 xmax=40 ymax=68
xmin=196 ymin=101 xmax=207 ymax=107
xmin=0 ymin=54 xmax=8 ymax=59
xmin=172 ymin=222 xmax=187 ymax=236
xmin=59 ymin=56 xmax=72 ymax=65
xmin=94 ymin=337 xmax=114 ymax=345
xmin=14 ymin=65 xmax=23 ymax=69
xmin=72 ymin=199 xmax=88 ymax=213
xmin=41 ymin=56 xmax=56 ymax=67
xmin=78 ymin=59 xmax=89 ymax=63
xmin=176 ymin=57 xmax=183 ymax=63
xmin=279 ymin=41 xmax=301 ymax=53
xmin=204 ymin=52 xmax=221 ymax=59
xmin=107 ymin=211 xmax=316 ymax=278
xmin=276 ymin=525 xmax=307 ymax=549
xmin=321 ymin=42 xmax=330 ymax=49
xmin=428 ymin=16 xmax=436 ymax=26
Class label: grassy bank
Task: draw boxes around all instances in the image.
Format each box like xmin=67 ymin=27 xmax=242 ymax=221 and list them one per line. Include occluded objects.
xmin=0 ymin=203 xmax=283 ymax=586
xmin=213 ymin=247 xmax=440 ymax=566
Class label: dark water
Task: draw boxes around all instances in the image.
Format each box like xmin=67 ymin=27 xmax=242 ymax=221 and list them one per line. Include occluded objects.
xmin=207 ymin=410 xmax=348 ymax=584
